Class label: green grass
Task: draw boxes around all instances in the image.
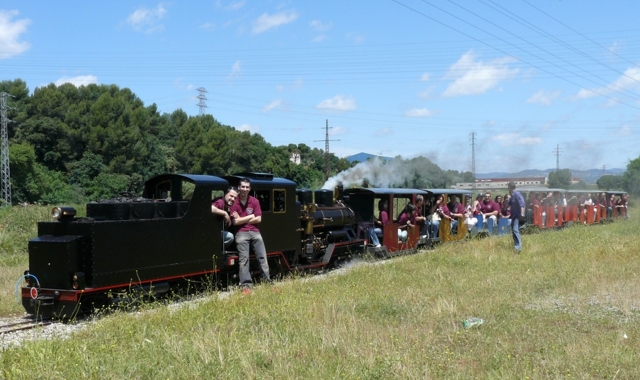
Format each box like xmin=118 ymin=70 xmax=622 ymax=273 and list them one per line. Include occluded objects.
xmin=0 ymin=208 xmax=638 ymax=378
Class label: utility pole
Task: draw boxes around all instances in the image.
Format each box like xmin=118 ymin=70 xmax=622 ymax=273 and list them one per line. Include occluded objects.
xmin=602 ymin=165 xmax=606 ymax=176
xmin=470 ymin=132 xmax=476 ymax=191
xmin=314 ymin=119 xmax=339 ymax=181
xmin=0 ymin=92 xmax=12 ymax=206
xmin=552 ymin=144 xmax=562 ymax=172
xmin=197 ymin=87 xmax=208 ymax=116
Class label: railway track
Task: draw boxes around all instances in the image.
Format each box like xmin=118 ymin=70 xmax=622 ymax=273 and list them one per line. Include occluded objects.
xmin=0 ymin=319 xmax=54 ymax=335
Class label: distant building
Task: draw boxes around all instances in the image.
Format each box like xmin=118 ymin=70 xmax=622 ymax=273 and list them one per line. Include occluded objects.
xmin=453 ymin=177 xmax=546 ymax=190
xmin=289 ymin=153 xmax=301 ymax=165
xmin=346 ymin=152 xmax=393 ymax=163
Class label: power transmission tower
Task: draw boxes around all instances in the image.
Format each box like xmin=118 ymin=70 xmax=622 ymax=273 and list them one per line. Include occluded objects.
xmin=0 ymin=92 xmax=13 ymax=206
xmin=602 ymin=165 xmax=606 ymax=176
xmin=314 ymin=119 xmax=339 ymax=181
xmin=552 ymin=144 xmax=562 ymax=171
xmin=196 ymin=87 xmax=208 ymax=115
xmin=470 ymin=132 xmax=476 ymax=190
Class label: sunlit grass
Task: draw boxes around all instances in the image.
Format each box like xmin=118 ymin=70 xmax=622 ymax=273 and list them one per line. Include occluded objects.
xmin=0 ymin=207 xmax=638 ymax=378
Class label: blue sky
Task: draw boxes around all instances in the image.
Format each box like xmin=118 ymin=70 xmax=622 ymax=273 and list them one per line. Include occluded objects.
xmin=1 ymin=1 xmax=639 ymax=173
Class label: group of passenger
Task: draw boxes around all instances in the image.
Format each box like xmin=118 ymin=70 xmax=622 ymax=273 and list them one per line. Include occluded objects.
xmin=211 ymin=178 xmax=271 ymax=293
xmin=365 ymin=182 xmax=526 ymax=252
xmin=524 ymin=191 xmax=629 ymax=224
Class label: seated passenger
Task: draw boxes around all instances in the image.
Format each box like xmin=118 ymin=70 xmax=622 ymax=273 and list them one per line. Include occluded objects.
xmin=414 ymin=195 xmax=428 ymax=238
xmin=427 ymin=194 xmax=444 ymax=238
xmin=446 ymin=195 xmax=464 ymax=234
xmin=479 ymin=192 xmax=500 ymax=224
xmin=463 ymin=194 xmax=477 ymax=230
xmin=397 ymin=203 xmax=416 ymax=243
xmin=500 ymin=194 xmax=511 ymax=219
xmin=368 ymin=199 xmax=388 ymax=248
xmin=211 ymin=186 xmax=239 ymax=247
xmin=472 ymin=194 xmax=483 ymax=216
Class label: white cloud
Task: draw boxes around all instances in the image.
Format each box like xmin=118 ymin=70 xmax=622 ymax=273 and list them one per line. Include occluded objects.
xmin=492 ymin=133 xmax=541 ymax=146
xmin=316 ymin=95 xmax=356 ymax=112
xmin=55 ymin=75 xmax=98 ymax=87
xmin=262 ymin=99 xmax=282 ymax=112
xmin=199 ymin=22 xmax=215 ymax=31
xmin=345 ymin=32 xmax=364 ymax=44
xmin=613 ymin=125 xmax=631 ymax=136
xmin=230 ymin=61 xmax=241 ymax=76
xmin=310 ymin=20 xmax=331 ymax=31
xmin=517 ymin=137 xmax=542 ymax=145
xmin=442 ymin=51 xmax=518 ymax=97
xmin=329 ymin=126 xmax=347 ymax=135
xmin=312 ymin=34 xmax=326 ymax=43
xmin=253 ymin=10 xmax=298 ymax=34
xmin=276 ymin=78 xmax=303 ymax=91
xmin=417 ymin=86 xmax=435 ymax=99
xmin=126 ymin=4 xmax=167 ymax=33
xmin=527 ymin=90 xmax=561 ymax=106
xmin=375 ymin=128 xmax=393 ymax=137
xmin=420 ymin=73 xmax=430 ymax=81
xmin=572 ymin=65 xmax=640 ymax=101
xmin=216 ymin=0 xmax=245 ymax=11
xmin=0 ymin=10 xmax=31 ymax=59
xmin=404 ymin=108 xmax=437 ymax=118
xmin=237 ymin=123 xmax=260 ymax=134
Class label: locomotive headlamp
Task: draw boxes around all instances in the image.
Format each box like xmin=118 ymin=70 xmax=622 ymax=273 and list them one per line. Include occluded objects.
xmin=51 ymin=206 xmax=77 ymax=220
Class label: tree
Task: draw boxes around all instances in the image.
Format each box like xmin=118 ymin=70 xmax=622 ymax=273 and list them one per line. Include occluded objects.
xmin=548 ymin=169 xmax=572 ymax=188
xmin=623 ymin=156 xmax=640 ymax=196
xmin=596 ymin=175 xmax=625 ymax=190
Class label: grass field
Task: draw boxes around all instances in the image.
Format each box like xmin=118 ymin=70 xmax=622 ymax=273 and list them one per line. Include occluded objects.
xmin=0 ymin=206 xmax=638 ymax=379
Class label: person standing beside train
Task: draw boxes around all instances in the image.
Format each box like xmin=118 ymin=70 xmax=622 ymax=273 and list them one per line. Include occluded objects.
xmin=508 ymin=181 xmax=526 ymax=253
xmin=231 ymin=177 xmax=271 ymax=291
xmin=211 ymin=186 xmax=239 ymax=248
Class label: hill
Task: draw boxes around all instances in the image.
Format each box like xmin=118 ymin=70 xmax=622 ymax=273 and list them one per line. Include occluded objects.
xmin=477 ymin=168 xmax=625 ymax=184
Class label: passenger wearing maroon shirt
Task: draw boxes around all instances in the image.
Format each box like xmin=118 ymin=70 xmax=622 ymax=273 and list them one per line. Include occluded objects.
xmin=231 ymin=177 xmax=270 ymax=290
xmin=479 ymin=193 xmax=499 ymax=223
xmin=446 ymin=195 xmax=464 ymax=234
xmin=397 ymin=203 xmax=415 ymax=243
xmin=211 ymin=186 xmax=239 ymax=248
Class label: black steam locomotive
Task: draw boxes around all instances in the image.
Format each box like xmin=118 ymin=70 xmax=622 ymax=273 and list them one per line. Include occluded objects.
xmin=21 ymin=172 xmax=399 ymax=319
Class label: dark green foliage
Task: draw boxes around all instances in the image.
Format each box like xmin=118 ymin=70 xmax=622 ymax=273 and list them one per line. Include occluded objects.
xmin=596 ymin=175 xmax=625 ymax=191
xmin=623 ymin=156 xmax=640 ymax=196
xmin=548 ymin=169 xmax=572 ymax=189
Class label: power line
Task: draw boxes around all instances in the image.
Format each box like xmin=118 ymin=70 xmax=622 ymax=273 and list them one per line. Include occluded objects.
xmin=552 ymin=144 xmax=562 ymax=172
xmin=0 ymin=92 xmax=13 ymax=206
xmin=196 ymin=87 xmax=208 ymax=116
xmin=314 ymin=120 xmax=340 ymax=181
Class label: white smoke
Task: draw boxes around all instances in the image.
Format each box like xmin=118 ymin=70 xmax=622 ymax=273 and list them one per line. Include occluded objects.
xmin=322 ymin=157 xmax=414 ymax=189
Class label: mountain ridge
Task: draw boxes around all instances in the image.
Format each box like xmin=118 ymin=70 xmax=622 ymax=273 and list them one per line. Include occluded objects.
xmin=476 ymin=168 xmax=625 ymax=184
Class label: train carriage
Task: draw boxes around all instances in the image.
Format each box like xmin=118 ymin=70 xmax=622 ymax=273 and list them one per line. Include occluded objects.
xmin=422 ymin=189 xmax=473 ymax=241
xmin=344 ymin=188 xmax=427 ymax=255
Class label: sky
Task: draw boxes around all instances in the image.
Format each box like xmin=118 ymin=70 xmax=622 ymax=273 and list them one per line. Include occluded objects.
xmin=1 ymin=0 xmax=639 ymax=174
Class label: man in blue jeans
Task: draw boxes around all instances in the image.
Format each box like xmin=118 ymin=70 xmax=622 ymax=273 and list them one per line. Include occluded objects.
xmin=508 ymin=181 xmax=526 ymax=253
xmin=230 ymin=177 xmax=271 ymax=292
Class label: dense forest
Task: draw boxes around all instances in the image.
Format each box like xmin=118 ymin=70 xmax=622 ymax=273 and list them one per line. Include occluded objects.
xmin=1 ymin=79 xmax=473 ymax=205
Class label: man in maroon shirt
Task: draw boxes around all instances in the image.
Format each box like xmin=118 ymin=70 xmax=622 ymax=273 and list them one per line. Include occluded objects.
xmin=230 ymin=177 xmax=270 ymax=291
xmin=211 ymin=186 xmax=239 ymax=248
xmin=445 ymin=195 xmax=465 ymax=234
xmin=479 ymin=192 xmax=499 ymax=224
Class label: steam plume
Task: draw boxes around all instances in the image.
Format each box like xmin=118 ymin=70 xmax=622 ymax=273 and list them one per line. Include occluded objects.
xmin=322 ymin=157 xmax=414 ymax=189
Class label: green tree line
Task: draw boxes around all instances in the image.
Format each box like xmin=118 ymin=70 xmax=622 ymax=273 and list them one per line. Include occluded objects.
xmin=2 ymin=79 xmax=472 ymax=205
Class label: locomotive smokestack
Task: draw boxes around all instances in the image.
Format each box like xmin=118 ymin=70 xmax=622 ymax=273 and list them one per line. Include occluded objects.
xmin=335 ymin=182 xmax=345 ymax=203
